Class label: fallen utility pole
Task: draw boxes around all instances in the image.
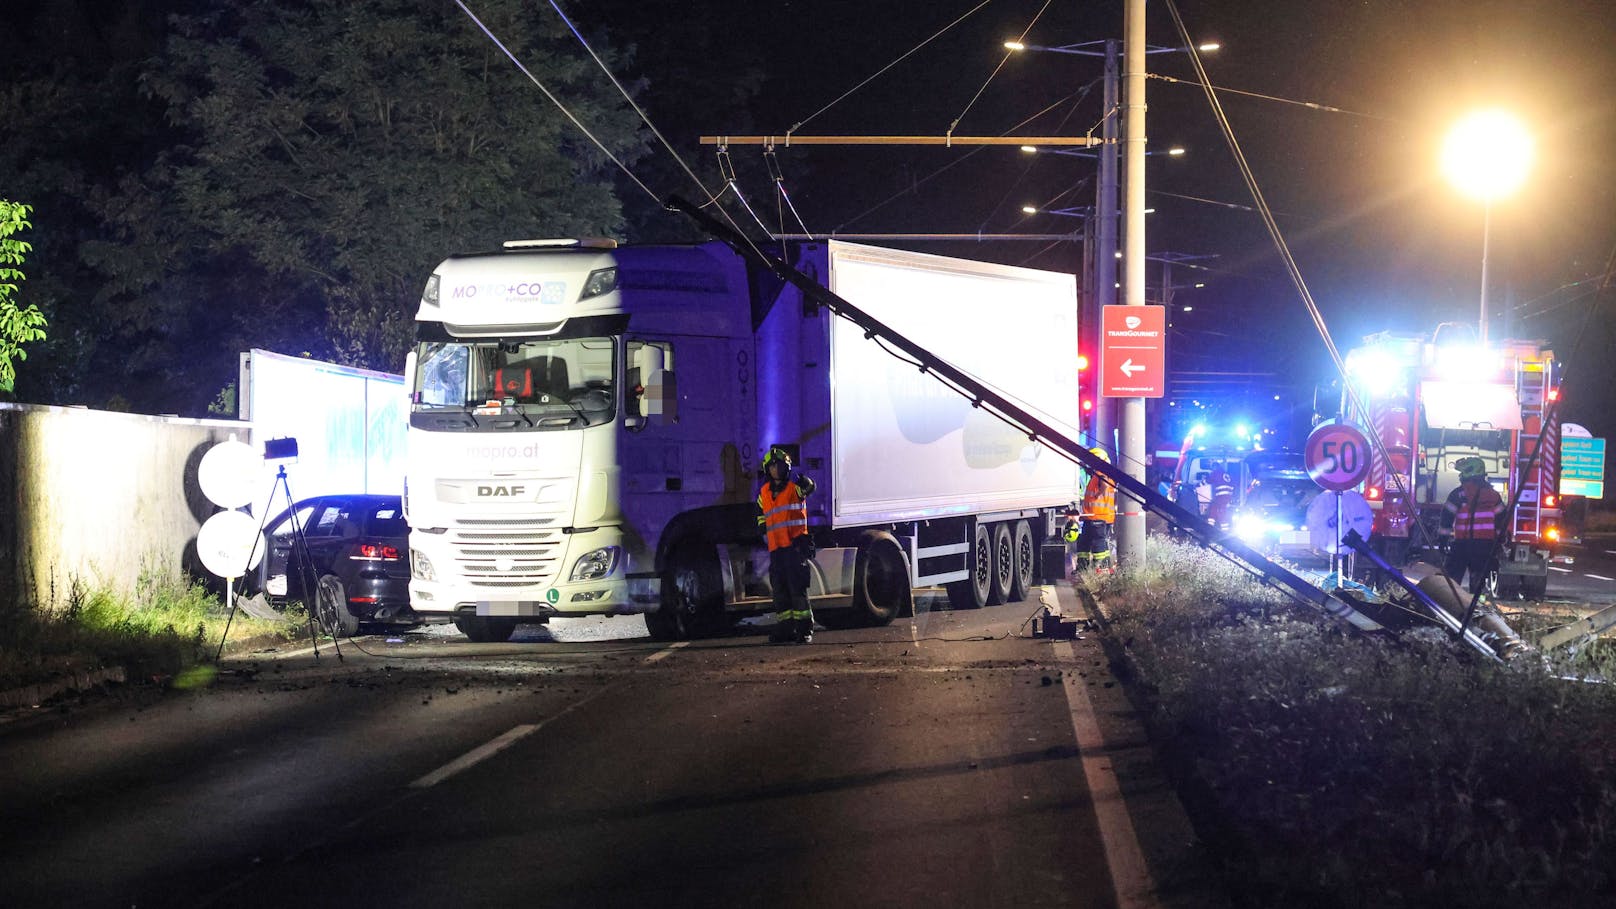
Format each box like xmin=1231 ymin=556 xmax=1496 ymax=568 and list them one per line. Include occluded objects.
xmin=669 ymin=195 xmax=1405 ymax=643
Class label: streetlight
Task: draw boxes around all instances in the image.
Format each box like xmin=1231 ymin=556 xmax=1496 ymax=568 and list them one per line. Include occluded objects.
xmin=1440 ymin=109 xmax=1533 ymax=344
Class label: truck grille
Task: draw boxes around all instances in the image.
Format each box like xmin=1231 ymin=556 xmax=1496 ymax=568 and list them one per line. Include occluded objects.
xmin=448 ymin=519 xmax=563 ymax=587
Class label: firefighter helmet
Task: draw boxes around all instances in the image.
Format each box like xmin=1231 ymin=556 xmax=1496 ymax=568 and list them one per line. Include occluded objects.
xmin=1089 ymin=447 xmax=1111 ymax=464
xmin=764 ymin=446 xmax=793 ymax=473
xmin=1456 ymin=456 xmax=1486 ymax=480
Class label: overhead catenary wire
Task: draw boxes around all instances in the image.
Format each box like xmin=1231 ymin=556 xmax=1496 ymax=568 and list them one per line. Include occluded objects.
xmin=949 ymin=0 xmax=1056 ymax=137
xmin=787 ymin=0 xmax=996 ymax=139
xmin=1146 ymin=72 xmax=1405 ymax=123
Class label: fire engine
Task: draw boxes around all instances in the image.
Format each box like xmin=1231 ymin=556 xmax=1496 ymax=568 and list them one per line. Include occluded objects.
xmin=1343 ymin=331 xmax=1563 ymax=599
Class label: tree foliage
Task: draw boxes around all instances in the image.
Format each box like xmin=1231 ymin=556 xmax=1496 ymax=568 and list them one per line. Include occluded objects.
xmin=0 ymin=201 xmax=48 ymax=395
xmin=129 ymin=0 xmax=649 ymax=373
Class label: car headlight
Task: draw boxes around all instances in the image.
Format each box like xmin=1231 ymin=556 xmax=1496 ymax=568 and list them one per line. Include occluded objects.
xmin=570 ymin=546 xmax=621 ymax=581
xmin=411 ymin=550 xmax=436 ymax=582
xmin=579 ymin=267 xmax=618 ymax=301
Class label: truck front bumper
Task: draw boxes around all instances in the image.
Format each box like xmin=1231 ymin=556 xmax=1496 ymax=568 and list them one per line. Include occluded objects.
xmin=407 ymin=526 xmax=658 ymax=618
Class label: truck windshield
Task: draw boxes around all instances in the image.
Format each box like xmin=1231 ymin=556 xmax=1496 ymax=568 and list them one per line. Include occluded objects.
xmin=411 ymin=337 xmax=616 ymax=431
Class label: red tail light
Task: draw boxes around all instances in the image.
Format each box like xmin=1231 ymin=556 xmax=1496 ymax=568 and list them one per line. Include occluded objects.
xmin=1366 ymin=486 xmax=1382 ymax=500
xmin=1544 ymin=526 xmax=1562 ymax=543
xmin=355 ymin=543 xmax=402 ymax=561
xmin=1544 ymin=494 xmax=1557 ymax=508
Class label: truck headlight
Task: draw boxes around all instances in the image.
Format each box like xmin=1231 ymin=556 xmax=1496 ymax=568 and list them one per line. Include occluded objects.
xmin=412 ymin=550 xmax=436 ymax=582
xmin=570 ymin=546 xmax=621 ymax=581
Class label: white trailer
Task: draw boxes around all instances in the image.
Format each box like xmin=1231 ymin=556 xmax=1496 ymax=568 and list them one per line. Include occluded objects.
xmin=403 ymin=239 xmax=1081 ymax=641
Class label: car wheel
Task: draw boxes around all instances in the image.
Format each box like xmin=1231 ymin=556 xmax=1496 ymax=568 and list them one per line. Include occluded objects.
xmin=315 ymin=574 xmax=360 ymax=638
xmin=454 ymin=616 xmax=517 ymax=643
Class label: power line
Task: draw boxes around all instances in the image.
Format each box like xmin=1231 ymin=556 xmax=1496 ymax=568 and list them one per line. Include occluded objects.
xmin=949 ymin=0 xmax=1055 ymax=136
xmin=1146 ymin=73 xmax=1404 ymax=123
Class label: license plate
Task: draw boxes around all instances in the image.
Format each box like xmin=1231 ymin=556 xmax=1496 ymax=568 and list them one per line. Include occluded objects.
xmin=475 ymin=601 xmax=548 ymax=617
xmin=267 ymin=575 xmax=287 ymax=596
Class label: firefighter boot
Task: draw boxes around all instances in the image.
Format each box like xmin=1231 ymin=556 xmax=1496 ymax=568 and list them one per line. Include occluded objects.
xmin=794 ymin=602 xmax=814 ymax=644
xmin=769 ymin=618 xmax=796 ymax=644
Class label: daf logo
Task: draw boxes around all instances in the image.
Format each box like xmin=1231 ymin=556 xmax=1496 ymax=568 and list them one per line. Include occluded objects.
xmin=477 ymin=484 xmax=526 ymax=497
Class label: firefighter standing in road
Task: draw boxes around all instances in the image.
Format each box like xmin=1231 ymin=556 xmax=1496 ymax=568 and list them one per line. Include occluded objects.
xmin=1441 ymin=457 xmax=1503 ymax=594
xmin=1207 ymin=461 xmax=1236 ymax=530
xmin=757 ymin=447 xmax=817 ymax=644
xmin=1073 ymin=448 xmax=1116 ymax=573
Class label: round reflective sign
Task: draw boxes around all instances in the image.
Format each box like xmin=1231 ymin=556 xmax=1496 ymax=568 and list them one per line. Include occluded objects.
xmin=1305 ymin=421 xmax=1372 ymax=492
xmin=197 ymin=510 xmax=265 ymax=578
xmin=198 ymin=439 xmax=261 ymax=509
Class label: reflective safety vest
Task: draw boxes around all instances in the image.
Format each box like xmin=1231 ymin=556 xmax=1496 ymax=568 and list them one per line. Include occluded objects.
xmin=1081 ymin=475 xmax=1116 ymax=524
xmin=1444 ymin=481 xmax=1502 ymax=540
xmin=1208 ymin=470 xmax=1236 ymax=522
xmin=757 ymin=481 xmax=810 ymax=552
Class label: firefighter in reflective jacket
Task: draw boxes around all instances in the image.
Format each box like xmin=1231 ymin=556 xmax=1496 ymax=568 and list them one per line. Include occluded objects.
xmin=1441 ymin=456 xmax=1502 ymax=594
xmin=757 ymin=447 xmax=817 ymax=643
xmin=1206 ymin=462 xmax=1236 ymax=530
xmin=1073 ymin=448 xmax=1116 ymax=573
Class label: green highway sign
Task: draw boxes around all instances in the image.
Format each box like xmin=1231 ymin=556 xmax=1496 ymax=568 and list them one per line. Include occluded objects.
xmin=1562 ymin=436 xmax=1605 ymax=499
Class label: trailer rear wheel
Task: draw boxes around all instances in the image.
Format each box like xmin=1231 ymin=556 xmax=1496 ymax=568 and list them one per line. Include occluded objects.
xmin=946 ymin=523 xmax=994 ymax=610
xmin=852 ymin=531 xmax=911 ymax=626
xmin=988 ymin=523 xmax=1014 ymax=605
xmin=1009 ymin=520 xmax=1036 ymax=602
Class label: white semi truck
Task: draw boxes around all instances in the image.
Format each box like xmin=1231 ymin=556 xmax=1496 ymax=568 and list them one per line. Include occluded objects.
xmin=402 ymin=238 xmax=1082 ymax=642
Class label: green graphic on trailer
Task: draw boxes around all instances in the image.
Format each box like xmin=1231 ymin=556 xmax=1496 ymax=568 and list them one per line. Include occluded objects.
xmin=1561 ymin=437 xmax=1605 ymax=499
xmin=546 ymin=588 xmax=560 ymax=604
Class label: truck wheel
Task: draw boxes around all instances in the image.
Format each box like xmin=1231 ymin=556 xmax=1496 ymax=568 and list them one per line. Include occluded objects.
xmin=315 ymin=575 xmax=360 ymax=638
xmin=649 ymin=543 xmax=728 ymax=641
xmin=1522 ymin=573 xmax=1548 ymax=600
xmin=1493 ymin=573 xmax=1521 ymax=601
xmin=454 ymin=616 xmax=517 ymax=643
xmin=988 ymin=523 xmax=1014 ymax=605
xmin=853 ymin=531 xmax=911 ymax=626
xmin=946 ymin=523 xmax=993 ymax=609
xmin=1009 ymin=520 xmax=1036 ymax=602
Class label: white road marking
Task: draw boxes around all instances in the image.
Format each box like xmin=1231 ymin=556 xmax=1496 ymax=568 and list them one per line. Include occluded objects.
xmin=643 ymin=640 xmax=689 ymax=663
xmin=1605 ymin=550 xmax=1616 ymax=557
xmin=409 ymin=684 xmax=615 ymax=789
xmin=1550 ymin=566 xmax=1573 ymax=573
xmin=1054 ymin=638 xmax=1160 ymax=909
xmin=1586 ymin=574 xmax=1615 ymax=582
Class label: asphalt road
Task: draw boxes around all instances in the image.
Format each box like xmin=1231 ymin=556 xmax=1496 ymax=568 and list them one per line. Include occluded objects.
xmin=0 ymin=585 xmax=1213 ymax=909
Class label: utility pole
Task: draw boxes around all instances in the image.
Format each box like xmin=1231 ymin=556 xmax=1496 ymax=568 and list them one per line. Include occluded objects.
xmin=1116 ymin=0 xmax=1148 ymax=566
xmin=1092 ymin=40 xmax=1120 ymax=452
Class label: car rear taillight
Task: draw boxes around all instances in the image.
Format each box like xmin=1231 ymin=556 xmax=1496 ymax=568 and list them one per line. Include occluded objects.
xmin=1544 ymin=526 xmax=1562 ymax=544
xmin=1366 ymin=486 xmax=1382 ymax=500
xmin=1544 ymin=494 xmax=1557 ymax=509
xmin=353 ymin=543 xmax=402 ymax=561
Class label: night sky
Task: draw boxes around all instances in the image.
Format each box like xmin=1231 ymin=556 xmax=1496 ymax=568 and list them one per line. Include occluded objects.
xmin=642 ymin=0 xmax=1616 ymax=443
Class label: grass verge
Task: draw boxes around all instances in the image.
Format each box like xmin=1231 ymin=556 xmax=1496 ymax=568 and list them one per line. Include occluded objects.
xmin=0 ymin=571 xmax=304 ymax=692
xmin=1090 ymin=537 xmax=1616 ymax=909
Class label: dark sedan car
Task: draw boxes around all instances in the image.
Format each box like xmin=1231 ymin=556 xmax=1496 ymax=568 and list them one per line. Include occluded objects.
xmin=254 ymin=494 xmax=413 ymax=636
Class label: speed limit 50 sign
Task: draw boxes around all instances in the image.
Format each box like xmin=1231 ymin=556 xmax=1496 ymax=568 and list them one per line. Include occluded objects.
xmin=1305 ymin=421 xmax=1372 ymax=492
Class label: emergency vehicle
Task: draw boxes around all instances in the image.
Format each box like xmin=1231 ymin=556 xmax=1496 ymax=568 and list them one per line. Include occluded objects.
xmin=1342 ymin=331 xmax=1563 ymax=598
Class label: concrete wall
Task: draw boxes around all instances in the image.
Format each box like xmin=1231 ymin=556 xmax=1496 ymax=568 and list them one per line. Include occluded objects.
xmin=0 ymin=403 xmax=246 ymax=610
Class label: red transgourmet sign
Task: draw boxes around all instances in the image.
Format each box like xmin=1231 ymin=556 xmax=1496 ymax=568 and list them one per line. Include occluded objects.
xmin=1305 ymin=421 xmax=1372 ymax=491
xmin=1100 ymin=305 xmax=1166 ymax=398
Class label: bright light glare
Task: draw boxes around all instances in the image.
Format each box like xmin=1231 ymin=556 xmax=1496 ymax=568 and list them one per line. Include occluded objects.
xmin=1234 ymin=513 xmax=1268 ymax=544
xmin=1020 ymin=145 xmax=1037 ymax=154
xmin=1347 ymin=347 xmax=1405 ymax=396
xmin=1441 ymin=109 xmax=1534 ymax=202
xmin=1167 ymin=147 xmax=1186 ymax=156
xmin=1004 ymin=41 xmax=1026 ymax=52
xmin=1182 ymin=305 xmax=1194 ymax=312
xmin=1198 ymin=42 xmax=1221 ymax=52
xmin=1235 ymin=423 xmax=1249 ymax=437
xmin=1021 ymin=205 xmax=1038 ymax=214
xmin=1434 ymin=344 xmax=1499 ymax=379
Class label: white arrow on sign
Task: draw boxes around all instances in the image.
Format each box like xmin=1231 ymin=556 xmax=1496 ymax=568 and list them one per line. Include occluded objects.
xmin=1120 ymin=358 xmax=1145 ymax=377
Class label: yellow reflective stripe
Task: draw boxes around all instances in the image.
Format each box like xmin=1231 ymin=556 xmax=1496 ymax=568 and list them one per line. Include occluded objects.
xmin=764 ymin=503 xmax=805 ymax=518
xmin=776 ymin=609 xmax=812 ymax=620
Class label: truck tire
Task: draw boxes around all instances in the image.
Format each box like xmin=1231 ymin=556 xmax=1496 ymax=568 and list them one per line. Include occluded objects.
xmin=946 ymin=523 xmax=993 ymax=610
xmin=649 ymin=542 xmax=728 ymax=641
xmin=989 ymin=523 xmax=1014 ymax=605
xmin=315 ymin=575 xmax=360 ymax=638
xmin=1009 ymin=520 xmax=1036 ymax=602
xmin=852 ymin=531 xmax=911 ymax=626
xmin=454 ymin=616 xmax=517 ymax=643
